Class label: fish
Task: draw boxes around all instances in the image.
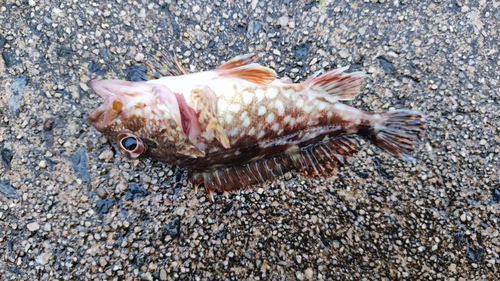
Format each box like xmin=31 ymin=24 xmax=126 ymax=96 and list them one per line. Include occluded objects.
xmin=87 ymin=53 xmax=427 ymax=200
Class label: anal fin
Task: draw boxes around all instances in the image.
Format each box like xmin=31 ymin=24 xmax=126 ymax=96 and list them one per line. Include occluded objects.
xmin=189 ymin=135 xmax=359 ymax=197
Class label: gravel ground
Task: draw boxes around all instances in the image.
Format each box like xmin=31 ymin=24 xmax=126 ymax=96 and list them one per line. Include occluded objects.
xmin=1 ymin=0 xmax=499 ymax=280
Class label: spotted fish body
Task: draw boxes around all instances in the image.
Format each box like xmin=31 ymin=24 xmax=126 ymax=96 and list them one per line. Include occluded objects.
xmin=87 ymin=54 xmax=427 ymax=199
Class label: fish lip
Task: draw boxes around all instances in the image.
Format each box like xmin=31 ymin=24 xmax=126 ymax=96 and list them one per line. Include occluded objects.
xmin=86 ymin=80 xmax=122 ymax=131
xmin=88 ymin=79 xmax=115 ymax=99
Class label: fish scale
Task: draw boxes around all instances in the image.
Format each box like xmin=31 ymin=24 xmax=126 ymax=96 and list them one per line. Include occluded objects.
xmin=87 ymin=53 xmax=427 ymax=200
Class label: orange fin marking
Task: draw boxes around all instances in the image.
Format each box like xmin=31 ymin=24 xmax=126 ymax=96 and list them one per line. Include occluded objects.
xmin=216 ymin=54 xmax=277 ymax=86
xmin=191 ymin=87 xmax=231 ymax=149
xmin=304 ymin=66 xmax=366 ymax=101
xmin=216 ymin=53 xmax=259 ymax=70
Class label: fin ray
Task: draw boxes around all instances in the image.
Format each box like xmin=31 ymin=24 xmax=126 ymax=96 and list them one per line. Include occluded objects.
xmin=189 ymin=135 xmax=359 ymax=197
xmin=304 ymin=66 xmax=366 ymax=101
xmin=216 ymin=54 xmax=277 ymax=86
xmin=370 ymin=109 xmax=427 ymax=163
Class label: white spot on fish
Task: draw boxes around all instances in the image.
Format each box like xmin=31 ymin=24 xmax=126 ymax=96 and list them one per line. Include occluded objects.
xmin=265 ymin=113 xmax=275 ymax=123
xmin=242 ymin=91 xmax=253 ymax=105
xmin=257 ymin=130 xmax=266 ymax=139
xmin=228 ymin=103 xmax=241 ymax=112
xmin=242 ymin=116 xmax=251 ymax=127
xmin=296 ymin=98 xmax=304 ymax=107
xmin=265 ymin=87 xmax=278 ymax=99
xmin=281 ymin=89 xmax=292 ymax=99
xmin=229 ymin=127 xmax=240 ymax=136
xmin=274 ymin=100 xmax=285 ymax=116
xmin=248 ymin=128 xmax=255 ymax=136
xmin=239 ymin=111 xmax=251 ymax=127
xmin=257 ymin=106 xmax=267 ymax=116
xmin=218 ymin=99 xmax=228 ymax=111
xmin=316 ymin=101 xmax=327 ymax=111
xmin=143 ymin=106 xmax=152 ymax=118
xmin=271 ymin=123 xmax=280 ymax=131
xmin=225 ymin=114 xmax=234 ymax=124
xmin=255 ymin=89 xmax=265 ymax=102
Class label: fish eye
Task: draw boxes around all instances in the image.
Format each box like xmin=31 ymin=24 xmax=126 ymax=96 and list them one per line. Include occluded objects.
xmin=121 ymin=137 xmax=138 ymax=152
xmin=118 ymin=133 xmax=146 ymax=159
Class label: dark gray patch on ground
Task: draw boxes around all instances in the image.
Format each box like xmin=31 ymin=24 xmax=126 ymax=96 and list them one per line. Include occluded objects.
xmin=0 ymin=180 xmax=19 ymax=199
xmin=69 ymin=147 xmax=90 ymax=183
xmin=7 ymin=75 xmax=28 ymax=116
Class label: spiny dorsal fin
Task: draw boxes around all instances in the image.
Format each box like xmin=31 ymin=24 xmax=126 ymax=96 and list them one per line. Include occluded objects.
xmin=189 ymin=135 xmax=359 ymax=196
xmin=304 ymin=66 xmax=366 ymax=101
xmin=191 ymin=87 xmax=231 ymax=148
xmin=146 ymin=51 xmax=188 ymax=79
xmin=216 ymin=54 xmax=277 ymax=86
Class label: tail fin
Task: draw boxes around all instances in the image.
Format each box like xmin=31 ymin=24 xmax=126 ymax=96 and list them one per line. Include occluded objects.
xmin=370 ymin=109 xmax=427 ymax=162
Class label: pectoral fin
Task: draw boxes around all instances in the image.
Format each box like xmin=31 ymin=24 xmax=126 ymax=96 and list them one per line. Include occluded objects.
xmin=192 ymin=87 xmax=231 ymax=149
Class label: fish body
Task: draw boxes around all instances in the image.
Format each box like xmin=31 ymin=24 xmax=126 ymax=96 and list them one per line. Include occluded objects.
xmin=87 ymin=54 xmax=427 ymax=198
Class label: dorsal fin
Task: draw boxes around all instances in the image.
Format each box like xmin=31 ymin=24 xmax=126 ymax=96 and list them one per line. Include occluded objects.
xmin=215 ymin=54 xmax=277 ymax=86
xmin=303 ymin=66 xmax=366 ymax=101
xmin=146 ymin=51 xmax=188 ymax=79
xmin=189 ymin=135 xmax=359 ymax=199
xmin=216 ymin=53 xmax=259 ymax=70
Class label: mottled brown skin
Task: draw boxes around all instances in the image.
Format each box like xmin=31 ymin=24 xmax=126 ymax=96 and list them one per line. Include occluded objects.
xmin=87 ymin=54 xmax=427 ymax=198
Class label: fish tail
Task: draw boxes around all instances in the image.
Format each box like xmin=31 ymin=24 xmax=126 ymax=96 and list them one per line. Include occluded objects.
xmin=369 ymin=109 xmax=427 ymax=163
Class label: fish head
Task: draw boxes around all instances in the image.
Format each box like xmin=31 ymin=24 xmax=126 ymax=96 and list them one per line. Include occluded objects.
xmin=87 ymin=79 xmax=204 ymax=163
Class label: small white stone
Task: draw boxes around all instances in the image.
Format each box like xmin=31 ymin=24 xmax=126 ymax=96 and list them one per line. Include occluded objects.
xmin=38 ymin=160 xmax=47 ymax=169
xmin=27 ymin=222 xmax=40 ymax=231
xmin=135 ymin=53 xmax=145 ymax=62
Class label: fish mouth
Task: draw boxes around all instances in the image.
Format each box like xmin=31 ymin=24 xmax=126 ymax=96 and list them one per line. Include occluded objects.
xmin=86 ymin=80 xmax=129 ymax=132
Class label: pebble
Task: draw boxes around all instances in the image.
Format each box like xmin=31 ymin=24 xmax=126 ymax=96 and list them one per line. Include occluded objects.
xmin=159 ymin=269 xmax=167 ymax=280
xmin=98 ymin=150 xmax=114 ymax=162
xmin=43 ymin=223 xmax=52 ymax=232
xmin=277 ymin=16 xmax=289 ymax=27
xmin=338 ymin=50 xmax=349 ymax=58
xmin=38 ymin=160 xmax=47 ymax=169
xmin=27 ymin=222 xmax=40 ymax=231
xmin=304 ymin=268 xmax=314 ymax=279
xmin=135 ymin=53 xmax=145 ymax=62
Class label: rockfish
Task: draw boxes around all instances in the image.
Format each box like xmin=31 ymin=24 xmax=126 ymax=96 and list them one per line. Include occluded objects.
xmin=87 ymin=54 xmax=427 ymax=199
